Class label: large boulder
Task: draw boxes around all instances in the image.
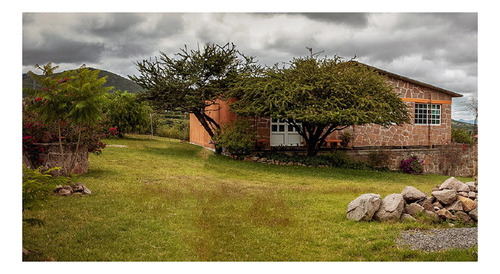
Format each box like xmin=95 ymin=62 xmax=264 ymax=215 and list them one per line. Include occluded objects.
xmin=457 ymin=196 xmax=477 ymax=212
xmin=432 ymin=189 xmax=457 ymax=205
xmin=374 ymin=193 xmax=405 ymax=221
xmin=405 ymin=202 xmax=425 ymax=218
xmin=437 ymin=208 xmax=457 ymax=221
xmin=401 ymin=186 xmax=426 ymax=202
xmin=439 ymin=177 xmax=469 ymax=192
xmin=347 ymin=193 xmax=382 ymax=221
xmin=469 ymin=207 xmax=478 ymax=221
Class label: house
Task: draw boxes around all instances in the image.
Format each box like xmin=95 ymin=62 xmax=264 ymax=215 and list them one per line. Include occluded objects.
xmin=189 ymin=63 xmax=463 ymax=150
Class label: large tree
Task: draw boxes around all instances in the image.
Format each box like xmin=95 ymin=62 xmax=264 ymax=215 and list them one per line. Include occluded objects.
xmin=229 ymin=56 xmax=411 ymax=156
xmin=130 ymin=43 xmax=257 ymax=153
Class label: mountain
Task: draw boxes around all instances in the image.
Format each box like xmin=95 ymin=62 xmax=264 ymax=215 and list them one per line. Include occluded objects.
xmin=22 ymin=67 xmax=145 ymax=94
xmin=451 ymin=119 xmax=476 ymax=132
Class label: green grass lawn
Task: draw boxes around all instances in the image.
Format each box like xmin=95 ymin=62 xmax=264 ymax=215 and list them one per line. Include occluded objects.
xmin=22 ymin=135 xmax=477 ymax=261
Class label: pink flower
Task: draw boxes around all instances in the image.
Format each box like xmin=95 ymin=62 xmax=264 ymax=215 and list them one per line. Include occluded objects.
xmin=36 ymin=97 xmax=42 ymax=102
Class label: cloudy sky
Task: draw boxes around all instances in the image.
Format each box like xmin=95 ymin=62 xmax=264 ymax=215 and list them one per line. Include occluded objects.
xmin=22 ymin=12 xmax=478 ymax=122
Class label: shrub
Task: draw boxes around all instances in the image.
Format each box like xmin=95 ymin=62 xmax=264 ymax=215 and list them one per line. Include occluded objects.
xmin=23 ymin=165 xmax=70 ymax=226
xmin=156 ymin=119 xmax=189 ymax=141
xmin=215 ymin=120 xmax=257 ymax=157
xmin=451 ymin=128 xmax=473 ymax=144
xmin=104 ymin=90 xmax=152 ymax=137
xmin=400 ymin=155 xmax=424 ymax=175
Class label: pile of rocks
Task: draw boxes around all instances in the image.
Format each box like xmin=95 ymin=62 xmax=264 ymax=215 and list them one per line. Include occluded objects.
xmin=54 ymin=182 xmax=92 ymax=196
xmin=347 ymin=177 xmax=477 ymax=223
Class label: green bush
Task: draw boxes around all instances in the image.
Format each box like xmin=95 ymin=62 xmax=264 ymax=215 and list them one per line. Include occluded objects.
xmin=451 ymin=128 xmax=473 ymax=144
xmin=23 ymin=165 xmax=70 ymax=226
xmin=261 ymin=150 xmax=368 ymax=169
xmin=104 ymin=90 xmax=151 ymax=137
xmin=156 ymin=120 xmax=189 ymax=141
xmin=215 ymin=120 xmax=257 ymax=157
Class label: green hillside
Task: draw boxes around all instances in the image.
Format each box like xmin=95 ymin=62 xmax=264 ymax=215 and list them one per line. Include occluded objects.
xmin=451 ymin=119 xmax=476 ymax=132
xmin=22 ymin=67 xmax=145 ymax=94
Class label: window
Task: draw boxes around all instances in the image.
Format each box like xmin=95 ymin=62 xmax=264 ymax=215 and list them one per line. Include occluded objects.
xmin=414 ymin=103 xmax=441 ymax=125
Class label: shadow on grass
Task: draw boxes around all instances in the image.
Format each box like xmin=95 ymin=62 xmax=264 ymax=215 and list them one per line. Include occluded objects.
xmin=83 ymin=167 xmax=121 ymax=180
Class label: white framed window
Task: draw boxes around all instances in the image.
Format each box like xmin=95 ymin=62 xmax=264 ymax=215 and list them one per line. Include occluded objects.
xmin=415 ymin=103 xmax=441 ymax=125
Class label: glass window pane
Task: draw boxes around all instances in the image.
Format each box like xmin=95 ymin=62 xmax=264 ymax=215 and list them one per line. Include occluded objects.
xmin=288 ymin=125 xmax=294 ymax=132
xmin=271 ymin=125 xmax=277 ymax=132
xmin=279 ymin=125 xmax=285 ymax=132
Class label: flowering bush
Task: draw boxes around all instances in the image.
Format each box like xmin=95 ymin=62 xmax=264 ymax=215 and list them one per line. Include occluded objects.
xmin=400 ymin=155 xmax=424 ymax=175
xmin=23 ymin=63 xmax=114 ymax=172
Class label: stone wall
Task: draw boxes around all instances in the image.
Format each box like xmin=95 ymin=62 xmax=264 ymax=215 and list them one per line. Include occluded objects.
xmin=23 ymin=143 xmax=89 ymax=175
xmin=342 ymin=144 xmax=478 ymax=177
xmin=326 ymin=74 xmax=454 ymax=147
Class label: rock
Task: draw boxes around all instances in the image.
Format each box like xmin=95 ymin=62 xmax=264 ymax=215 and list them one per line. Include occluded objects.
xmin=432 ymin=189 xmax=457 ymax=205
xmin=439 ymin=177 xmax=469 ymax=192
xmin=374 ymin=193 xmax=405 ymax=221
xmin=446 ymin=200 xmax=463 ymax=212
xmin=420 ymin=196 xmax=435 ymax=211
xmin=458 ymin=191 xmax=469 ymax=198
xmin=465 ymin=181 xmax=477 ymax=191
xmin=72 ymin=182 xmax=84 ymax=192
xmin=347 ymin=193 xmax=382 ymax=221
xmin=57 ymin=188 xmax=72 ymax=196
xmin=423 ymin=210 xmax=439 ymax=221
xmin=454 ymin=211 xmax=471 ymax=223
xmin=437 ymin=208 xmax=457 ymax=221
xmin=457 ymin=196 xmax=477 ymax=212
xmin=469 ymin=207 xmax=478 ymax=221
xmin=82 ymin=185 xmax=92 ymax=195
xmin=401 ymin=186 xmax=427 ymax=202
xmin=405 ymin=203 xmax=424 ymax=218
xmin=468 ymin=192 xmax=477 ymax=199
xmin=401 ymin=213 xmax=416 ymax=222
xmin=433 ymin=201 xmax=444 ymax=210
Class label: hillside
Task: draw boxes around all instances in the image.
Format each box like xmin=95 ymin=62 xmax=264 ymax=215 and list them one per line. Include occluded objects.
xmin=451 ymin=119 xmax=476 ymax=132
xmin=22 ymin=67 xmax=145 ymax=94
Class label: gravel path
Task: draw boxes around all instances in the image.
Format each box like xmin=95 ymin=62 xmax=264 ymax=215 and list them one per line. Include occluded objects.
xmin=396 ymin=227 xmax=477 ymax=252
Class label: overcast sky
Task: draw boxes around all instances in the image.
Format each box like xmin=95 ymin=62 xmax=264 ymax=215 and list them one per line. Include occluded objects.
xmin=22 ymin=12 xmax=478 ymax=122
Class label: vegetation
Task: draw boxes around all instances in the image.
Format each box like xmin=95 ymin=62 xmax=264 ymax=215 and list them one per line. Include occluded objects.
xmin=229 ymin=56 xmax=411 ymax=156
xmin=104 ymin=90 xmax=152 ymax=137
xmin=130 ymin=43 xmax=258 ymax=153
xmin=22 ymin=135 xmax=476 ymax=261
xmin=215 ymin=120 xmax=257 ymax=157
xmin=22 ymin=165 xmax=70 ymax=226
xmin=400 ymin=156 xmax=424 ymax=175
xmin=451 ymin=128 xmax=474 ymax=144
xmin=24 ymin=63 xmax=112 ymax=173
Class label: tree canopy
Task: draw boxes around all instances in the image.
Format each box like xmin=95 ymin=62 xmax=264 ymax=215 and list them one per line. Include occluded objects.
xmin=130 ymin=43 xmax=258 ymax=152
xmin=229 ymin=56 xmax=411 ymax=156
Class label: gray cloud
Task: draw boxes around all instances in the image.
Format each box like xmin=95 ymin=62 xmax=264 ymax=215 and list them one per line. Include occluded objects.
xmin=301 ymin=13 xmax=369 ymax=27
xmin=22 ymin=12 xmax=478 ymax=121
xmin=23 ymin=32 xmax=106 ymax=65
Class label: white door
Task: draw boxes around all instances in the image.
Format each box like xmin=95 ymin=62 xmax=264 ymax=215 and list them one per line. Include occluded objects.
xmin=270 ymin=119 xmax=303 ymax=146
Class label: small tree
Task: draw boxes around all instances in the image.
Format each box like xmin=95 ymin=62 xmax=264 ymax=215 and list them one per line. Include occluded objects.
xmin=27 ymin=63 xmax=111 ymax=173
xmin=229 ymin=56 xmax=411 ymax=156
xmin=130 ymin=43 xmax=258 ymax=153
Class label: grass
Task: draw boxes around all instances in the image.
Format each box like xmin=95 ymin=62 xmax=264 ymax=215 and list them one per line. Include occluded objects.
xmin=22 ymin=135 xmax=477 ymax=261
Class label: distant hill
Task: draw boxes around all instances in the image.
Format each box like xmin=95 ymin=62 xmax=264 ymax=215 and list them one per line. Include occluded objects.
xmin=452 ymin=119 xmax=476 ymax=132
xmin=22 ymin=67 xmax=145 ymax=94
